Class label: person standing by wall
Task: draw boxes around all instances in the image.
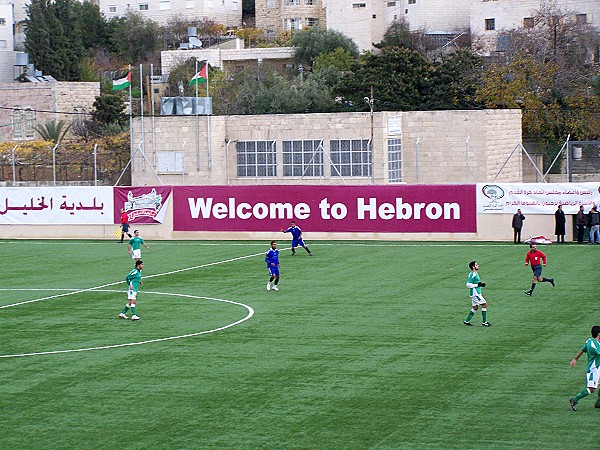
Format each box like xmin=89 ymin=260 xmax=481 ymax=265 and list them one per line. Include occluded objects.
xmin=554 ymin=205 xmax=566 ymax=243
xmin=511 ymin=209 xmax=525 ymax=244
xmin=576 ymin=205 xmax=586 ymax=244
xmin=588 ymin=205 xmax=600 ymax=245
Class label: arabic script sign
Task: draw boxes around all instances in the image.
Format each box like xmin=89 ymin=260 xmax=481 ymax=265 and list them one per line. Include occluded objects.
xmin=0 ymin=187 xmax=114 ymax=224
xmin=477 ymin=183 xmax=600 ymax=214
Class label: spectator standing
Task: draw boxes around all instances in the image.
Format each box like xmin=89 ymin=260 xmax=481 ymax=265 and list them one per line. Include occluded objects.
xmin=511 ymin=209 xmax=526 ymax=244
xmin=554 ymin=205 xmax=566 ymax=243
xmin=576 ymin=205 xmax=586 ymax=244
xmin=588 ymin=205 xmax=600 ymax=245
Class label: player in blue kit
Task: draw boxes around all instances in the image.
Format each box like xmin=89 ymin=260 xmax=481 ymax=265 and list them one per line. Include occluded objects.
xmin=265 ymin=241 xmax=281 ymax=291
xmin=282 ymin=221 xmax=313 ymax=256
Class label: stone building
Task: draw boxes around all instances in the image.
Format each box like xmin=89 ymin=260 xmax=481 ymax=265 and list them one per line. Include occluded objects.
xmin=254 ymin=0 xmax=326 ymax=37
xmin=0 ymin=82 xmax=100 ymax=142
xmin=129 ymin=109 xmax=523 ymax=187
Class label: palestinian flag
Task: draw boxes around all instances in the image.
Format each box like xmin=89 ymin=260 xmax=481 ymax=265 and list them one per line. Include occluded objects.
xmin=189 ymin=64 xmax=208 ymax=86
xmin=112 ymin=72 xmax=131 ymax=91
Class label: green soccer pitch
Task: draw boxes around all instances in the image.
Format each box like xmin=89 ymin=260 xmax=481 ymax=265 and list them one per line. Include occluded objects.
xmin=0 ymin=239 xmax=597 ymax=449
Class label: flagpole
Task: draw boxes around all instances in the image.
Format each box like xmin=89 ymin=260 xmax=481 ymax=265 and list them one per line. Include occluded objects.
xmin=195 ymin=58 xmax=200 ymax=172
xmin=128 ymin=64 xmax=133 ymax=178
xmin=206 ymin=61 xmax=211 ymax=171
xmin=150 ymin=63 xmax=156 ymax=168
xmin=140 ymin=63 xmax=145 ymax=173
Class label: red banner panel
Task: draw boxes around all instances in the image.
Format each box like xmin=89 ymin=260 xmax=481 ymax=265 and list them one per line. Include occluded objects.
xmin=172 ymin=185 xmax=476 ymax=233
xmin=114 ymin=186 xmax=172 ymax=224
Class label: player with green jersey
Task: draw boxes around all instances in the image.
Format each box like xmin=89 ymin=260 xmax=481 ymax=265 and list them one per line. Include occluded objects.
xmin=119 ymin=260 xmax=144 ymax=321
xmin=128 ymin=229 xmax=150 ymax=262
xmin=464 ymin=260 xmax=491 ymax=327
xmin=569 ymin=326 xmax=600 ymax=411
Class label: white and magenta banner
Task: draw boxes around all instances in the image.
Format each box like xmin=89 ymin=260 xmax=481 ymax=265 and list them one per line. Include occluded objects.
xmin=0 ymin=187 xmax=114 ymax=224
xmin=173 ymin=185 xmax=477 ymax=233
xmin=477 ymin=183 xmax=600 ymax=214
xmin=114 ymin=186 xmax=172 ymax=224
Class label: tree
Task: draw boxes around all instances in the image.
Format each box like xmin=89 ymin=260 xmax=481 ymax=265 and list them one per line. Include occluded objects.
xmin=475 ymin=2 xmax=600 ymax=164
xmin=25 ymin=0 xmax=85 ymax=80
xmin=92 ymin=93 xmax=127 ymax=128
xmin=34 ymin=120 xmax=72 ymax=144
xmin=291 ymin=27 xmax=359 ymax=67
xmin=108 ymin=12 xmax=162 ymax=64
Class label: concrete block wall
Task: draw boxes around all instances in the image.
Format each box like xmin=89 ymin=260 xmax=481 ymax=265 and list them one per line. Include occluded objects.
xmin=0 ymin=50 xmax=15 ymax=83
xmin=131 ymin=109 xmax=522 ymax=186
xmin=401 ymin=0 xmax=470 ymax=32
xmin=0 ymin=83 xmax=55 ymax=141
xmin=54 ymin=82 xmax=100 ymax=119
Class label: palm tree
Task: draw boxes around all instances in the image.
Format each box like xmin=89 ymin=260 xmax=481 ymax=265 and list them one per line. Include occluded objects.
xmin=33 ymin=120 xmax=72 ymax=145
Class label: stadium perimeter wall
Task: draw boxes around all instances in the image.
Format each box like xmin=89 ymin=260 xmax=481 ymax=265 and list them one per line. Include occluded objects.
xmin=0 ymin=199 xmax=573 ymax=243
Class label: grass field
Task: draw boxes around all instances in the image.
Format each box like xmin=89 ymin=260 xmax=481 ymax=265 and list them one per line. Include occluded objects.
xmin=0 ymin=238 xmax=598 ymax=449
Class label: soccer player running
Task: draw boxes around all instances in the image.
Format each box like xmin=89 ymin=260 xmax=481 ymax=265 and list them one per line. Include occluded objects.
xmin=119 ymin=260 xmax=144 ymax=321
xmin=569 ymin=326 xmax=600 ymax=411
xmin=119 ymin=208 xmax=132 ymax=243
xmin=282 ymin=221 xmax=313 ymax=256
xmin=265 ymin=241 xmax=280 ymax=291
xmin=464 ymin=260 xmax=491 ymax=327
xmin=128 ymin=229 xmax=150 ymax=262
xmin=524 ymin=243 xmax=555 ymax=296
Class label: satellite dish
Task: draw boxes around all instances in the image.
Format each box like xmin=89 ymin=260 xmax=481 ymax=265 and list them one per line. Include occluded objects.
xmin=189 ymin=37 xmax=202 ymax=48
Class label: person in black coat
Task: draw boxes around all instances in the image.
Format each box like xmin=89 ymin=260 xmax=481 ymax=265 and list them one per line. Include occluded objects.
xmin=512 ymin=209 xmax=525 ymax=244
xmin=555 ymin=205 xmax=566 ymax=243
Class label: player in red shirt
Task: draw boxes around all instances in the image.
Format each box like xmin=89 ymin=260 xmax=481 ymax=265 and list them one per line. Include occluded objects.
xmin=524 ymin=243 xmax=555 ymax=296
xmin=119 ymin=208 xmax=132 ymax=243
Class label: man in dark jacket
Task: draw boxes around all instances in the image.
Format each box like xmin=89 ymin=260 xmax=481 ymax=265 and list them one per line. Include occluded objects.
xmin=512 ymin=209 xmax=526 ymax=244
xmin=555 ymin=205 xmax=566 ymax=243
xmin=588 ymin=205 xmax=600 ymax=244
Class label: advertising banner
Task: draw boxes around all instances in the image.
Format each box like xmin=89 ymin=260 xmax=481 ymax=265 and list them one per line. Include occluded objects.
xmin=477 ymin=183 xmax=600 ymax=214
xmin=0 ymin=187 xmax=113 ymax=224
xmin=173 ymin=185 xmax=477 ymax=233
xmin=114 ymin=186 xmax=172 ymax=224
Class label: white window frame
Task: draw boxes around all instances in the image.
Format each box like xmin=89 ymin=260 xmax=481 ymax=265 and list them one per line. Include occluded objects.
xmin=158 ymin=151 xmax=184 ymax=173
xmin=236 ymin=141 xmax=277 ymax=177
xmin=282 ymin=140 xmax=324 ymax=177
xmin=330 ymin=139 xmax=372 ymax=177
xmin=138 ymin=3 xmax=149 ymax=10
xmin=12 ymin=107 xmax=36 ymax=140
xmin=387 ymin=138 xmax=402 ymax=182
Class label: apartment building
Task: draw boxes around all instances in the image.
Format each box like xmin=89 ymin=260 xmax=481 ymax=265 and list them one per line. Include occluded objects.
xmin=96 ymin=0 xmax=242 ymax=27
xmin=0 ymin=1 xmax=16 ymax=82
xmin=254 ymin=0 xmax=326 ymax=38
xmin=471 ymin=0 xmax=600 ymax=54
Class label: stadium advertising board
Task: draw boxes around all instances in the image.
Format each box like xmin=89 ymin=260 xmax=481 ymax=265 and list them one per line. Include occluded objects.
xmin=114 ymin=186 xmax=172 ymax=224
xmin=477 ymin=183 xmax=600 ymax=214
xmin=173 ymin=185 xmax=477 ymax=233
xmin=0 ymin=187 xmax=114 ymax=224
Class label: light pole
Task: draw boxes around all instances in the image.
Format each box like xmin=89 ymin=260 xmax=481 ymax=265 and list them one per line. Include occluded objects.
xmin=364 ymin=86 xmax=374 ymax=182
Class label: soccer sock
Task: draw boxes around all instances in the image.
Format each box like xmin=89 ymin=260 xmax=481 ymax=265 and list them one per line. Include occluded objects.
xmin=292 ymin=249 xmax=295 ymax=255
xmin=274 ymin=278 xmax=279 ymax=285
xmin=531 ymin=283 xmax=536 ymax=291
xmin=465 ymin=309 xmax=475 ymax=322
xmin=304 ymin=246 xmax=312 ymax=254
xmin=131 ymin=306 xmax=136 ymax=316
xmin=482 ymin=308 xmax=487 ymax=322
xmin=121 ymin=305 xmax=129 ymax=314
xmin=269 ymin=276 xmax=275 ymax=283
xmin=573 ymin=388 xmax=591 ymax=403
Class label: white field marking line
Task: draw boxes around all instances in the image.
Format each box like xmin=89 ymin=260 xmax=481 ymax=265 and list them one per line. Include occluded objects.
xmin=0 ymin=290 xmax=254 ymax=359
xmin=0 ymin=250 xmax=272 ymax=310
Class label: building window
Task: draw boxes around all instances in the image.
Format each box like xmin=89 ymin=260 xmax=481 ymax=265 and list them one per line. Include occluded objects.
xmin=266 ymin=0 xmax=274 ymax=6
xmin=108 ymin=5 xmax=116 ymax=12
xmin=0 ymin=40 xmax=6 ymax=48
xmin=285 ymin=0 xmax=300 ymax=5
xmin=387 ymin=139 xmax=402 ymax=182
xmin=306 ymin=18 xmax=319 ymax=28
xmin=386 ymin=2 xmax=396 ymax=7
xmin=236 ymin=141 xmax=277 ymax=177
xmin=523 ymin=17 xmax=534 ymax=28
xmin=408 ymin=0 xmax=415 ymax=4
xmin=485 ymin=18 xmax=495 ymax=31
xmin=284 ymin=18 xmax=302 ymax=31
xmin=0 ymin=18 xmax=6 ymax=25
xmin=159 ymin=0 xmax=170 ymax=9
xmin=576 ymin=14 xmax=587 ymax=24
xmin=352 ymin=3 xmax=366 ymax=8
xmin=12 ymin=107 xmax=35 ymax=140
xmin=304 ymin=0 xmax=314 ymax=5
xmin=139 ymin=3 xmax=149 ymax=10
xmin=330 ymin=139 xmax=371 ymax=177
xmin=158 ymin=151 xmax=184 ymax=173
xmin=282 ymin=140 xmax=323 ymax=177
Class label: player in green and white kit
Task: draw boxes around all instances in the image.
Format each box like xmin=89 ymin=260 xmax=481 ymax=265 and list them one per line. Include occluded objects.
xmin=128 ymin=229 xmax=150 ymax=262
xmin=119 ymin=260 xmax=144 ymax=321
xmin=569 ymin=326 xmax=600 ymax=411
xmin=464 ymin=260 xmax=491 ymax=327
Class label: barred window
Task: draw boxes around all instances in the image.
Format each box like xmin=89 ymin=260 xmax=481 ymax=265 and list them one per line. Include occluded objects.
xmin=485 ymin=18 xmax=495 ymax=31
xmin=330 ymin=139 xmax=371 ymax=177
xmin=236 ymin=141 xmax=277 ymax=177
xmin=387 ymin=138 xmax=402 ymax=182
xmin=158 ymin=151 xmax=184 ymax=173
xmin=282 ymin=140 xmax=323 ymax=177
xmin=12 ymin=107 xmax=35 ymax=140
